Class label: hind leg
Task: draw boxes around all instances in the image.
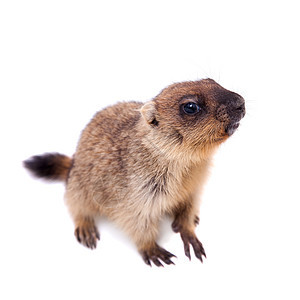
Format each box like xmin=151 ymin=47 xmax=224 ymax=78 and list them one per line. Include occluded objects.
xmin=65 ymin=189 xmax=100 ymax=250
xmin=74 ymin=216 xmax=100 ymax=249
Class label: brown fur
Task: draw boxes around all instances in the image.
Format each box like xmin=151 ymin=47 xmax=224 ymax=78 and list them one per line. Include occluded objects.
xmin=24 ymin=78 xmax=245 ymax=267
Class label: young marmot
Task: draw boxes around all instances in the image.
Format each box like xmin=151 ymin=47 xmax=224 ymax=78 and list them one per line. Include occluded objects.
xmin=24 ymin=79 xmax=245 ymax=267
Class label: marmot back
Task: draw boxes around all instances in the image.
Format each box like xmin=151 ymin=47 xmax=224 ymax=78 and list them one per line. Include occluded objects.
xmin=24 ymin=78 xmax=245 ymax=267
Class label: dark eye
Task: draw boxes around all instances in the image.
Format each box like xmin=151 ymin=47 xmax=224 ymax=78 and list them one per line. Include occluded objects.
xmin=183 ymin=102 xmax=200 ymax=115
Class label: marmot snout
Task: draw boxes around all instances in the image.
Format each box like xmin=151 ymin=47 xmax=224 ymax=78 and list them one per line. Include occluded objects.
xmin=24 ymin=78 xmax=245 ymax=267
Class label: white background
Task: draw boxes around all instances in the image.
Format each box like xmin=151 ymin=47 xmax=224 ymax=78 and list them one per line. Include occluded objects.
xmin=1 ymin=0 xmax=299 ymax=299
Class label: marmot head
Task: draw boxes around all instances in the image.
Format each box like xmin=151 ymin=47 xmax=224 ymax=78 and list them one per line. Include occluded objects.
xmin=141 ymin=79 xmax=245 ymax=160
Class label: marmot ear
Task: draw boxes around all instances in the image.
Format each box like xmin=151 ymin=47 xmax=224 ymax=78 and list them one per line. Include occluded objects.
xmin=140 ymin=101 xmax=159 ymax=126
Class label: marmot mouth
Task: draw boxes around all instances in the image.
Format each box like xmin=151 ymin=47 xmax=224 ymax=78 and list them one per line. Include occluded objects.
xmin=225 ymin=122 xmax=240 ymax=136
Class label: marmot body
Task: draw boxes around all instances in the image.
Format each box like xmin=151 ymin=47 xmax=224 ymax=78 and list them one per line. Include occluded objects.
xmin=24 ymin=79 xmax=245 ymax=266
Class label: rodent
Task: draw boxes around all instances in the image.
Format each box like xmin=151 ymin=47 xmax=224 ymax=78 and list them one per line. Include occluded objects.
xmin=24 ymin=78 xmax=245 ymax=267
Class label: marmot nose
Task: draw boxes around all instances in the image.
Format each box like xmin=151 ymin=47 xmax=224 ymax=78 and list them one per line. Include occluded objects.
xmin=216 ymin=95 xmax=245 ymax=123
xmin=233 ymin=96 xmax=246 ymax=118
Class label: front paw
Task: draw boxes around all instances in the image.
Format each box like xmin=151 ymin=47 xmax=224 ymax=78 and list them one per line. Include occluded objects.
xmin=180 ymin=232 xmax=206 ymax=262
xmin=140 ymin=244 xmax=176 ymax=267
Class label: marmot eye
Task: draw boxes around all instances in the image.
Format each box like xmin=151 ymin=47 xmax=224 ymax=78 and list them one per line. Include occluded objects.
xmin=183 ymin=102 xmax=200 ymax=115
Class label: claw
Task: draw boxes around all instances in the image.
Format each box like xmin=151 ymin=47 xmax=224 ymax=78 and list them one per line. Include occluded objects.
xmin=142 ymin=253 xmax=152 ymax=266
xmin=191 ymin=236 xmax=206 ymax=261
xmin=96 ymin=230 xmax=100 ymax=240
xmin=75 ymin=227 xmax=81 ymax=243
xmin=152 ymin=257 xmax=164 ymax=267
xmin=181 ymin=234 xmax=191 ymax=260
xmin=164 ymin=257 xmax=175 ymax=265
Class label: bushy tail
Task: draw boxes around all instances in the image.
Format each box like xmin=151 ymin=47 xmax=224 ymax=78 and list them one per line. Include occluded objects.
xmin=23 ymin=153 xmax=73 ymax=182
